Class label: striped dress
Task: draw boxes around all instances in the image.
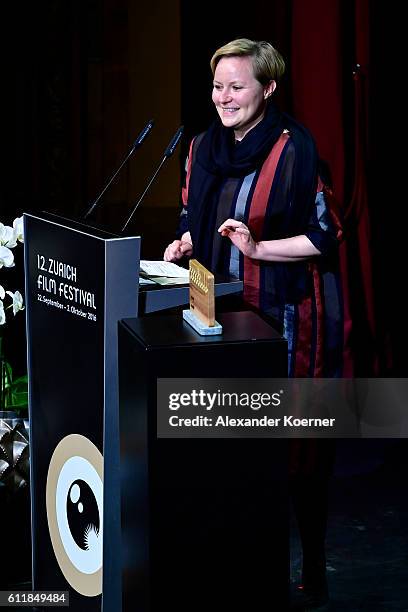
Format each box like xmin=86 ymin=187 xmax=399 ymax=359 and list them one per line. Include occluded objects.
xmin=179 ymin=130 xmax=343 ymax=378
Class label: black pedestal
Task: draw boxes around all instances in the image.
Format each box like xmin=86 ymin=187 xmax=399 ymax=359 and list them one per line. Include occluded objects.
xmin=118 ymin=311 xmax=289 ymax=611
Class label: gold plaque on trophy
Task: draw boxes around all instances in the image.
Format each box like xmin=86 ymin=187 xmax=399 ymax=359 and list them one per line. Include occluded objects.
xmin=182 ymin=259 xmax=222 ymax=335
xmin=189 ymin=259 xmax=215 ymax=327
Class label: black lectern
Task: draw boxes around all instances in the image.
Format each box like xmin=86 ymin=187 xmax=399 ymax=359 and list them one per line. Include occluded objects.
xmin=118 ymin=312 xmax=289 ymax=611
xmin=24 ymin=212 xmax=141 ymax=611
xmin=24 ymin=211 xmax=245 ymax=611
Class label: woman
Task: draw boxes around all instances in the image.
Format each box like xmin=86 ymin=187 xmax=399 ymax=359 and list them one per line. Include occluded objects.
xmin=164 ymin=38 xmax=342 ymax=610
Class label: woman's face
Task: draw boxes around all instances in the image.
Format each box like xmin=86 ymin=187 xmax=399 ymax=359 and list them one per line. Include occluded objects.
xmin=212 ymin=55 xmax=275 ymax=140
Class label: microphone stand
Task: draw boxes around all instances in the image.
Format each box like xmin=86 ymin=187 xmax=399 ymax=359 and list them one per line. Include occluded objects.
xmin=120 ymin=126 xmax=184 ymax=233
xmin=82 ymin=119 xmax=154 ymax=220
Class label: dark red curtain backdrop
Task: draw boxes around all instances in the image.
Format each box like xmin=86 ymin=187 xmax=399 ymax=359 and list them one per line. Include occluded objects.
xmin=291 ymin=0 xmax=354 ymax=375
xmin=291 ymin=0 xmax=374 ymax=376
xmin=290 ymin=0 xmax=384 ymax=376
xmin=291 ymin=1 xmax=346 ymax=202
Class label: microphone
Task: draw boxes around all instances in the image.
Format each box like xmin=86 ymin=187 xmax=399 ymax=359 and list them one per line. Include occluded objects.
xmin=120 ymin=126 xmax=184 ymax=233
xmin=164 ymin=126 xmax=184 ymax=157
xmin=82 ymin=119 xmax=154 ymax=220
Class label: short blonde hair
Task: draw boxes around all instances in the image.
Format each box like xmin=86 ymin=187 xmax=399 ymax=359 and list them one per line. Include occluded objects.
xmin=210 ymin=38 xmax=285 ymax=85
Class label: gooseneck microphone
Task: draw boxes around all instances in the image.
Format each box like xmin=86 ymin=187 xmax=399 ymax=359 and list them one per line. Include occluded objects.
xmin=120 ymin=126 xmax=184 ymax=233
xmin=82 ymin=119 xmax=154 ymax=220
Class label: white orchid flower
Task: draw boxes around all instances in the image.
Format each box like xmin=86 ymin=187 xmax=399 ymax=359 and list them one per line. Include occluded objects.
xmin=0 ymin=300 xmax=5 ymax=325
xmin=6 ymin=290 xmax=24 ymax=315
xmin=0 ymin=284 xmax=4 ymax=300
xmin=13 ymin=216 xmax=24 ymax=244
xmin=0 ymin=223 xmax=17 ymax=248
xmin=0 ymin=245 xmax=15 ymax=268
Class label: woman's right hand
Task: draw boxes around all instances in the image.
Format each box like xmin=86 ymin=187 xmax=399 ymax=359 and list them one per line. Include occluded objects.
xmin=163 ymin=232 xmax=193 ymax=262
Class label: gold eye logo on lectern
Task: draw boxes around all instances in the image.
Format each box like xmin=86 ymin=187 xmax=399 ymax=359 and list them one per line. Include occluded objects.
xmin=46 ymin=434 xmax=103 ymax=597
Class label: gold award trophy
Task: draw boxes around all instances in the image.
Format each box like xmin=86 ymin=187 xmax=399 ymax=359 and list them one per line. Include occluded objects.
xmin=182 ymin=259 xmax=223 ymax=335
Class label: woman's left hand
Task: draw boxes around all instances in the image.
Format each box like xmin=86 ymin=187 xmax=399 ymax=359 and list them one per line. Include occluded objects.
xmin=218 ymin=218 xmax=258 ymax=258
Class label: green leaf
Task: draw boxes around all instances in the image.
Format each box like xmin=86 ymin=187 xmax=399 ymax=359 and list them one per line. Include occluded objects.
xmin=1 ymin=364 xmax=28 ymax=415
xmin=8 ymin=375 xmax=28 ymax=404
xmin=1 ymin=359 xmax=13 ymax=386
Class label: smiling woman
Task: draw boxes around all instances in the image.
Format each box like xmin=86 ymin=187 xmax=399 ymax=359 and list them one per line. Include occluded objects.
xmin=164 ymin=37 xmax=343 ymax=609
xmin=212 ymin=55 xmax=276 ymax=140
xmin=164 ymin=40 xmax=342 ymax=377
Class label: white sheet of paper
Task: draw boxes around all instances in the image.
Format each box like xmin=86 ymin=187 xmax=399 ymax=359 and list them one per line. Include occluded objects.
xmin=140 ymin=260 xmax=189 ymax=278
xmin=149 ymin=276 xmax=188 ymax=285
xmin=139 ymin=276 xmax=157 ymax=285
